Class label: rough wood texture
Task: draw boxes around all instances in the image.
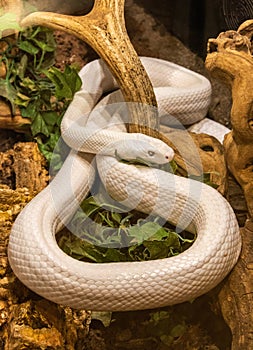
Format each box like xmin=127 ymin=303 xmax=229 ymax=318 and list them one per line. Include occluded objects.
xmin=0 ymin=142 xmax=48 ymax=193
xmin=206 ymin=19 xmax=253 ymax=217
xmin=218 ymin=220 xmax=253 ymax=350
xmin=12 ymin=142 xmax=49 ymax=192
xmin=0 ymin=101 xmax=30 ymax=134
xmin=0 ymin=113 xmax=30 ymax=133
xmin=161 ymin=125 xmax=227 ymax=194
xmin=0 ymin=143 xmax=91 ymax=349
xmin=206 ymin=20 xmax=253 ymax=350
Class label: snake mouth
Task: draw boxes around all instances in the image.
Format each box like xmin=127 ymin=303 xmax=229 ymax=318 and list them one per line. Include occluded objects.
xmin=115 ymin=150 xmax=155 ymax=166
xmin=114 ymin=150 xmax=173 ymax=170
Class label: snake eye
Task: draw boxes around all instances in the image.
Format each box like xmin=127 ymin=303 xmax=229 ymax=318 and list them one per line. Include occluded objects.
xmin=148 ymin=150 xmax=155 ymax=157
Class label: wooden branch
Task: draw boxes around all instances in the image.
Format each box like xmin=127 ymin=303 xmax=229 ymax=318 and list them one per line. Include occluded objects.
xmin=21 ymin=0 xmax=159 ymax=137
xmin=0 ymin=115 xmax=30 ymax=132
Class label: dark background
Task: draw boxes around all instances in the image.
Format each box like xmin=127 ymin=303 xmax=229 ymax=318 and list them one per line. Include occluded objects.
xmin=37 ymin=0 xmax=252 ymax=58
xmin=135 ymin=0 xmax=252 ymax=57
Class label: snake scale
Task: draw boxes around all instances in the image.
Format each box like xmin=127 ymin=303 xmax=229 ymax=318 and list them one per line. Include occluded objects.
xmin=8 ymin=57 xmax=241 ymax=311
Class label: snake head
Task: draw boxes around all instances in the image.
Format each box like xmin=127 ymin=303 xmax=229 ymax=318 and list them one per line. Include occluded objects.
xmin=116 ymin=134 xmax=174 ymax=165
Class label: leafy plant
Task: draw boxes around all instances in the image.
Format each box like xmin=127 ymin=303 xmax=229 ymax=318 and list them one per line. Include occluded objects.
xmin=90 ymin=308 xmax=187 ymax=348
xmin=145 ymin=309 xmax=186 ymax=346
xmin=0 ymin=26 xmax=81 ymax=166
xmin=57 ymin=194 xmax=195 ymax=263
xmin=0 ymin=10 xmax=22 ymax=38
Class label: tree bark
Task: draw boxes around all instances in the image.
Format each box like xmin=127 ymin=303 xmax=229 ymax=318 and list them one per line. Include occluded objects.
xmin=218 ymin=219 xmax=253 ymax=350
xmin=0 ymin=142 xmax=91 ymax=349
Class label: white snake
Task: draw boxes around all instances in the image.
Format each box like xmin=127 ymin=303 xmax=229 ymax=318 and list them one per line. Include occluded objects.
xmin=8 ymin=57 xmax=241 ymax=311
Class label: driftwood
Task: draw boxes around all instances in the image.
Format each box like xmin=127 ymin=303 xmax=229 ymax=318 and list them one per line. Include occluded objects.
xmin=206 ymin=20 xmax=253 ymax=350
xmin=206 ymin=20 xmax=253 ymax=217
xmin=161 ymin=125 xmax=227 ymax=194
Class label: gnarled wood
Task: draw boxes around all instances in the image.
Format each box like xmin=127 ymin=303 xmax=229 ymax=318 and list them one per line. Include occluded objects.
xmin=206 ymin=20 xmax=253 ymax=216
xmin=206 ymin=20 xmax=253 ymax=350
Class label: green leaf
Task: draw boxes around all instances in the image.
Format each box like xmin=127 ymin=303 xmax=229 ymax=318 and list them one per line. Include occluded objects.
xmin=148 ymin=227 xmax=172 ymax=241
xmin=21 ymin=103 xmax=37 ymax=118
xmin=128 ymin=222 xmax=163 ymax=244
xmin=18 ymin=40 xmax=40 ymax=55
xmin=0 ymin=79 xmax=17 ymax=112
xmin=169 ymin=159 xmax=178 ymax=173
xmin=160 ymin=334 xmax=174 ymax=346
xmin=151 ymin=311 xmax=171 ymax=325
xmin=60 ymin=238 xmax=101 ymax=262
xmin=41 ymin=110 xmax=59 ymax=127
xmin=142 ymin=241 xmax=169 ymax=260
xmin=36 ymin=131 xmax=63 ymax=165
xmin=170 ymin=324 xmax=186 ymax=338
xmin=99 ymin=212 xmax=115 ymax=227
xmin=16 ymin=54 xmax=28 ymax=79
xmin=80 ymin=197 xmax=102 ymax=217
xmin=44 ymin=66 xmax=81 ymax=100
xmin=63 ymin=65 xmax=82 ymax=96
xmin=31 ymin=112 xmax=50 ymax=137
xmin=14 ymin=92 xmax=31 ymax=107
xmin=20 ymin=77 xmax=37 ymax=91
xmin=0 ymin=12 xmax=22 ymax=38
xmin=31 ymin=37 xmax=56 ymax=53
xmin=103 ymin=248 xmax=127 ymax=262
xmin=111 ymin=211 xmax=122 ymax=224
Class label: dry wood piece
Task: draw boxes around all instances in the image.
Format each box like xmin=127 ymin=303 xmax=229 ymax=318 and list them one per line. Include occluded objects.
xmin=218 ymin=220 xmax=253 ymax=350
xmin=0 ymin=142 xmax=48 ymax=193
xmin=6 ymin=300 xmax=90 ymax=350
xmin=206 ymin=19 xmax=253 ymax=350
xmin=0 ymin=101 xmax=30 ymax=133
xmin=161 ymin=125 xmax=227 ymax=194
xmin=0 ymin=143 xmax=91 ymax=349
xmin=12 ymin=142 xmax=49 ymax=193
xmin=206 ymin=19 xmax=253 ymax=217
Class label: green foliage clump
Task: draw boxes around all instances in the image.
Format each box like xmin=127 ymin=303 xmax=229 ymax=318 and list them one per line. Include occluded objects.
xmin=57 ymin=195 xmax=195 ymax=263
xmin=0 ymin=26 xmax=82 ymax=165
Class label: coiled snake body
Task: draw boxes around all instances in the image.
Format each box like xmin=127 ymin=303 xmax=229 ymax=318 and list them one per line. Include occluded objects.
xmin=8 ymin=57 xmax=241 ymax=311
